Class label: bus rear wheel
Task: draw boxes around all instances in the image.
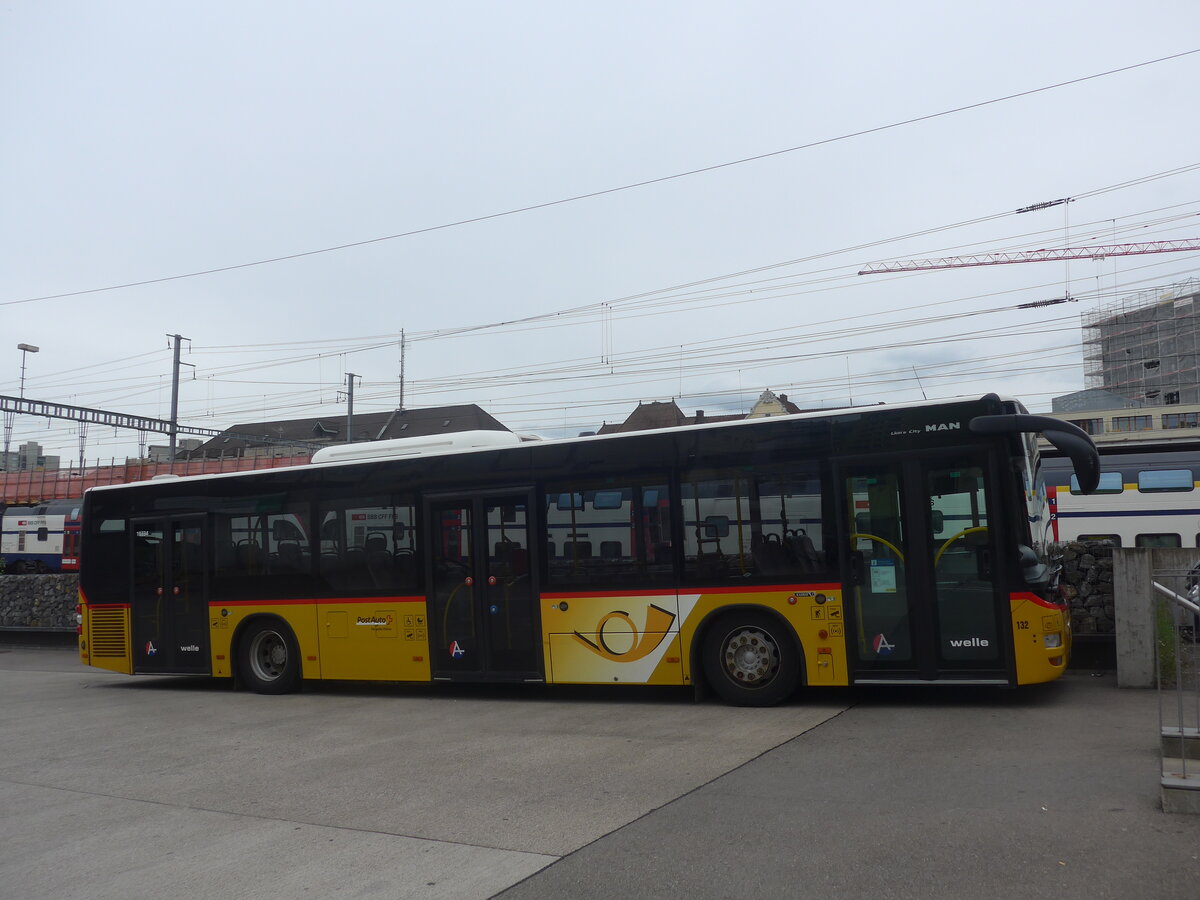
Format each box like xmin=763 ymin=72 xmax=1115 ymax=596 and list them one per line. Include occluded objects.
xmin=239 ymin=620 xmax=301 ymax=694
xmin=703 ymin=612 xmax=799 ymax=707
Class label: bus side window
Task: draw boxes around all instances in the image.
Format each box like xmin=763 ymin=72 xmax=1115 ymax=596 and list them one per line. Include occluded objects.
xmin=680 ymin=465 xmax=827 ymax=582
xmin=545 ymin=481 xmax=672 ymax=588
xmin=316 ymin=495 xmax=419 ymax=594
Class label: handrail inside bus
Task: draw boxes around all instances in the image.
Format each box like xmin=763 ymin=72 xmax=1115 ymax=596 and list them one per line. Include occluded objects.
xmin=968 ymin=413 xmax=1100 ymax=494
xmin=934 ymin=526 xmax=989 ymax=566
xmin=850 ymin=532 xmax=905 ymax=563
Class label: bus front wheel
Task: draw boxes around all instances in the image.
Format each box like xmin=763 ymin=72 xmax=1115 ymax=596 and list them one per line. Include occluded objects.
xmin=239 ymin=620 xmax=301 ymax=694
xmin=702 ymin=612 xmax=799 ymax=707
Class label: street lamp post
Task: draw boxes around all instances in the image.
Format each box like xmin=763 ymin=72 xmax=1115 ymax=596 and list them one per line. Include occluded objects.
xmin=4 ymin=343 xmax=39 ymax=471
xmin=17 ymin=343 xmax=39 ymax=398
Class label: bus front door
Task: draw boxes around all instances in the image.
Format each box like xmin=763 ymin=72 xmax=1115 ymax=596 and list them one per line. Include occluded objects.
xmin=427 ymin=492 xmax=541 ymax=681
xmin=129 ymin=515 xmax=209 ymax=675
xmin=839 ymin=453 xmax=1007 ymax=683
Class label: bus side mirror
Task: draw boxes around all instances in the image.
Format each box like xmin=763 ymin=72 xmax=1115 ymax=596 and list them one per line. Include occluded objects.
xmin=1017 ymin=544 xmax=1050 ymax=588
xmin=968 ymin=413 xmax=1099 ymax=494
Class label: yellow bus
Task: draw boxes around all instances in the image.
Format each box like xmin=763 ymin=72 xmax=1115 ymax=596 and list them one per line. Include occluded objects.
xmin=77 ymin=394 xmax=1098 ymax=705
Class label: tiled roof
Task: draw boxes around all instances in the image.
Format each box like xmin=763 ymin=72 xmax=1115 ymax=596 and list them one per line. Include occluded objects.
xmin=188 ymin=405 xmax=509 ymax=458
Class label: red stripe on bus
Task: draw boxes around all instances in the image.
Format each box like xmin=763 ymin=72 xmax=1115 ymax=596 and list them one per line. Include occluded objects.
xmin=1011 ymin=591 xmax=1066 ymax=611
xmin=699 ymin=583 xmax=841 ymax=594
xmin=540 ymin=588 xmax=677 ymax=599
xmin=210 ymin=596 xmax=425 ymax=607
xmin=541 ymin=583 xmax=841 ymax=600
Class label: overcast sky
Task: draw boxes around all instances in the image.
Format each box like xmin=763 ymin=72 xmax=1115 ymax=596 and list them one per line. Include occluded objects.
xmin=3 ymin=1 xmax=1200 ymax=464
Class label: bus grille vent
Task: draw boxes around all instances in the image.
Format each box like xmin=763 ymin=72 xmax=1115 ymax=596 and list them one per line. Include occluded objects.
xmin=90 ymin=609 xmax=128 ymax=658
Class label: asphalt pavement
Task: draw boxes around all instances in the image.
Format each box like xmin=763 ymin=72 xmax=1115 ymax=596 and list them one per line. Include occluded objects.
xmin=1 ymin=644 xmax=1197 ymax=899
xmin=500 ymin=673 xmax=1200 ymax=900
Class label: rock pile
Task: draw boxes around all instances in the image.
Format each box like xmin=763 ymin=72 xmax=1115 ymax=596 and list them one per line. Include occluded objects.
xmin=0 ymin=574 xmax=79 ymax=629
xmin=1056 ymin=541 xmax=1115 ymax=635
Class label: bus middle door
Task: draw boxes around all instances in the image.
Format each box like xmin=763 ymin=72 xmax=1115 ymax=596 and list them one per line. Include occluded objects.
xmin=427 ymin=491 xmax=542 ymax=681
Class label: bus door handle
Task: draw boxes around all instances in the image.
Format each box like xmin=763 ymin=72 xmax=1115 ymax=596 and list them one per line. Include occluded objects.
xmin=847 ymin=550 xmax=865 ymax=586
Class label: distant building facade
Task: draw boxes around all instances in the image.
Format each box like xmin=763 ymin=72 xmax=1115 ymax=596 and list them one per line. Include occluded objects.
xmin=144 ymin=439 xmax=203 ymax=462
xmin=1079 ymin=277 xmax=1200 ymax=407
xmin=1047 ymin=401 xmax=1200 ymax=445
xmin=594 ymin=389 xmax=815 ymax=435
xmin=0 ymin=440 xmax=60 ymax=473
xmin=1047 ymin=278 xmax=1200 ymax=446
xmin=746 ymin=390 xmax=803 ymax=418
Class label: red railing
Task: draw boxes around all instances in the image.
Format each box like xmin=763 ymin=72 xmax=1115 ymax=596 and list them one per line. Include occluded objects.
xmin=1 ymin=455 xmax=313 ymax=505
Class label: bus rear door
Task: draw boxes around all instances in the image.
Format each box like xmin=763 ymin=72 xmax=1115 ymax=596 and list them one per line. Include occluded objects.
xmin=129 ymin=514 xmax=209 ymax=675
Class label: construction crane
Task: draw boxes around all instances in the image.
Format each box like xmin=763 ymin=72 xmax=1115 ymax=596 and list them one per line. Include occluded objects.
xmin=858 ymin=239 xmax=1200 ymax=274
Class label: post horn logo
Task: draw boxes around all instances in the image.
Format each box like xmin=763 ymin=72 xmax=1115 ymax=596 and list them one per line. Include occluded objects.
xmin=572 ymin=604 xmax=676 ymax=661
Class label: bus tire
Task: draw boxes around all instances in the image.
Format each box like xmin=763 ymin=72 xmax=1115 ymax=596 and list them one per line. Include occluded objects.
xmin=702 ymin=612 xmax=799 ymax=707
xmin=239 ymin=620 xmax=301 ymax=695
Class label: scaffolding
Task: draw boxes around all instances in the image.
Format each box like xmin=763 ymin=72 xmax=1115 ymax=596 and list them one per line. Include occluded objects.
xmin=1082 ymin=278 xmax=1200 ymax=405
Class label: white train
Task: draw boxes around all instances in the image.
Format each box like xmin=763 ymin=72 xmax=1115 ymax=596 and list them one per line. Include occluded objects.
xmin=1043 ymin=445 xmax=1200 ymax=548
xmin=0 ymin=501 xmax=82 ymax=574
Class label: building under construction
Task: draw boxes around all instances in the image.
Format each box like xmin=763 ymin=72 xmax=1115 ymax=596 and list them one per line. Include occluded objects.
xmin=1081 ymin=277 xmax=1200 ymax=406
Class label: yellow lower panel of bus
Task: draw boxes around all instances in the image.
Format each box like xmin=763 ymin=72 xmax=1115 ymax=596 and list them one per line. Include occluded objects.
xmin=677 ymin=589 xmax=845 ymax=688
xmin=208 ymin=600 xmax=431 ymax=683
xmin=316 ymin=601 xmax=431 ymax=682
xmin=82 ymin=605 xmax=132 ymax=674
xmin=208 ymin=602 xmax=320 ymax=679
xmin=1009 ymin=593 xmax=1070 ymax=685
xmin=541 ymin=587 xmax=846 ymax=687
xmin=549 ymin=632 xmax=684 ymax=684
xmin=542 ymin=593 xmax=685 ymax=685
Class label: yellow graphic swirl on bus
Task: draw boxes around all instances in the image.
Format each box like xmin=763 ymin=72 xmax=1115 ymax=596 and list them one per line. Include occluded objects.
xmin=571 ymin=604 xmax=677 ymax=661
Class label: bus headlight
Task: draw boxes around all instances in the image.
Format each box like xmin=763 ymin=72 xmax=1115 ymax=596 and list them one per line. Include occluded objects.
xmin=1043 ymin=632 xmax=1063 ymax=649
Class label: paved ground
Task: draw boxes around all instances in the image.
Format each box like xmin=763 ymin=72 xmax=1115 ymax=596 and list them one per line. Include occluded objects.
xmin=0 ymin=646 xmax=845 ymax=899
xmin=2 ymin=646 xmax=1197 ymax=899
xmin=501 ymin=674 xmax=1200 ymax=900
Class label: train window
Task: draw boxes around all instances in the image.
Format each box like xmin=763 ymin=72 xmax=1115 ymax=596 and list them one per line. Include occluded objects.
xmin=1078 ymin=534 xmax=1121 ymax=546
xmin=1137 ymin=469 xmax=1193 ymax=493
xmin=1070 ymin=472 xmax=1123 ymax=494
xmin=1135 ymin=533 xmax=1182 ymax=548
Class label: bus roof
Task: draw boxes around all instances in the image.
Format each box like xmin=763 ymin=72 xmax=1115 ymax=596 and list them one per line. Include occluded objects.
xmin=85 ymin=393 xmax=1021 ymax=495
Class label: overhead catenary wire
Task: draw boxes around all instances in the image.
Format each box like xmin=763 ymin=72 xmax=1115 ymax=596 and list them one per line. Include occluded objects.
xmin=5 ymin=49 xmax=1199 ymax=310
xmin=9 ymin=176 xmax=1200 ymax=458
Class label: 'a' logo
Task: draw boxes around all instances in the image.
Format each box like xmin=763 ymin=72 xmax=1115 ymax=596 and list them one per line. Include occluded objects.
xmin=572 ymin=604 xmax=676 ymax=661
